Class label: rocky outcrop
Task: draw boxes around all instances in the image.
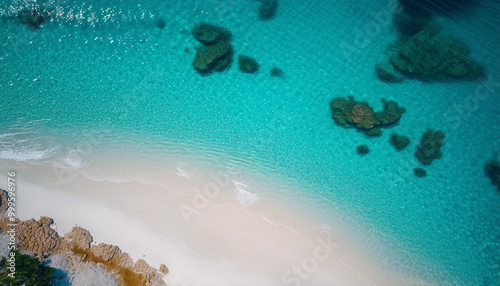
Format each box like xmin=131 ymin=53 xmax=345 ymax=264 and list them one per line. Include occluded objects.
xmin=484 ymin=159 xmax=500 ymax=191
xmin=134 ymin=259 xmax=158 ymax=284
xmin=0 ymin=190 xmax=8 ymax=216
xmin=0 ymin=216 xmax=61 ymax=257
xmin=90 ymin=243 xmax=121 ymax=261
xmin=159 ymin=264 xmax=169 ymax=274
xmin=414 ymin=130 xmax=445 ymax=165
xmin=0 ymin=192 xmax=168 ymax=286
xmin=330 ymin=96 xmax=405 ymax=136
xmin=62 ymin=226 xmax=93 ymax=251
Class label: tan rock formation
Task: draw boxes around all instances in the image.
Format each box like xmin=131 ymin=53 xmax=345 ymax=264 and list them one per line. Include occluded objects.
xmin=0 ymin=189 xmax=169 ymax=286
xmin=90 ymin=243 xmax=122 ymax=261
xmin=159 ymin=264 xmax=169 ymax=274
xmin=61 ymin=226 xmax=93 ymax=251
xmin=0 ymin=190 xmax=8 ymax=216
xmin=0 ymin=216 xmax=61 ymax=257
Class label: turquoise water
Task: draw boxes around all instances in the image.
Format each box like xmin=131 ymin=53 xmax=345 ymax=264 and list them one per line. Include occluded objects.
xmin=1 ymin=0 xmax=500 ymax=284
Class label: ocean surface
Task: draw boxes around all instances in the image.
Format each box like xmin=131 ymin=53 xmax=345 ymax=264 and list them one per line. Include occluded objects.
xmin=1 ymin=0 xmax=499 ymax=285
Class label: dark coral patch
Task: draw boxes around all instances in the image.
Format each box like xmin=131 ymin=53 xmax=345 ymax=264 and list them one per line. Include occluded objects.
xmin=390 ymin=24 xmax=484 ymax=81
xmin=18 ymin=8 xmax=51 ymax=30
xmin=238 ymin=55 xmax=259 ymax=74
xmin=330 ymin=96 xmax=405 ymax=136
xmin=413 ymin=167 xmax=427 ymax=178
xmin=414 ymin=130 xmax=445 ymax=165
xmin=192 ymin=22 xmax=232 ymax=45
xmin=356 ymin=145 xmax=370 ymax=156
xmin=484 ymin=159 xmax=500 ymax=191
xmin=192 ymin=41 xmax=233 ymax=74
xmin=389 ymin=133 xmax=410 ymax=151
xmin=256 ymin=0 xmax=279 ymax=21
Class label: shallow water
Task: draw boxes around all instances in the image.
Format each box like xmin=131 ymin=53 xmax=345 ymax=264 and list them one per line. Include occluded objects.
xmin=1 ymin=0 xmax=499 ymax=284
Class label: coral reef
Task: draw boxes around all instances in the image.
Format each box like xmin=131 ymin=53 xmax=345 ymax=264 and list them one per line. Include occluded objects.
xmin=390 ymin=24 xmax=484 ymax=81
xmin=356 ymin=145 xmax=370 ymax=156
xmin=389 ymin=133 xmax=410 ymax=151
xmin=192 ymin=22 xmax=232 ymax=45
xmin=330 ymin=96 xmax=405 ymax=136
xmin=192 ymin=41 xmax=233 ymax=74
xmin=414 ymin=130 xmax=445 ymax=165
xmin=484 ymin=159 xmax=500 ymax=190
xmin=255 ymin=0 xmax=279 ymax=21
xmin=238 ymin=55 xmax=259 ymax=73
xmin=270 ymin=67 xmax=285 ymax=78
xmin=413 ymin=167 xmax=427 ymax=178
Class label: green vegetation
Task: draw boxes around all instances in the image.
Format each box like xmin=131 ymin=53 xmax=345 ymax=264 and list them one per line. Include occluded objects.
xmin=0 ymin=250 xmax=55 ymax=286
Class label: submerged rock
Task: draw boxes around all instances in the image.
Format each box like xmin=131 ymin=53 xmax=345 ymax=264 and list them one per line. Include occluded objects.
xmin=191 ymin=22 xmax=234 ymax=74
xmin=356 ymin=145 xmax=370 ymax=156
xmin=192 ymin=22 xmax=232 ymax=45
xmin=192 ymin=41 xmax=233 ymax=74
xmin=414 ymin=130 xmax=445 ymax=165
xmin=256 ymin=0 xmax=279 ymax=20
xmin=398 ymin=0 xmax=476 ymax=17
xmin=18 ymin=8 xmax=51 ymax=30
xmin=390 ymin=24 xmax=484 ymax=81
xmin=375 ymin=99 xmax=406 ymax=126
xmin=375 ymin=62 xmax=405 ymax=83
xmin=330 ymin=96 xmax=405 ymax=136
xmin=365 ymin=127 xmax=382 ymax=137
xmin=392 ymin=7 xmax=431 ymax=36
xmin=270 ymin=67 xmax=285 ymax=78
xmin=389 ymin=133 xmax=410 ymax=151
xmin=238 ymin=54 xmax=259 ymax=73
xmin=156 ymin=19 xmax=166 ymax=29
xmin=484 ymin=159 xmax=500 ymax=190
xmin=413 ymin=167 xmax=427 ymax=178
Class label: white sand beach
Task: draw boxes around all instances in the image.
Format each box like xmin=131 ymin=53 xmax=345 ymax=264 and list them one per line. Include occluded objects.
xmin=0 ymin=157 xmax=423 ymax=286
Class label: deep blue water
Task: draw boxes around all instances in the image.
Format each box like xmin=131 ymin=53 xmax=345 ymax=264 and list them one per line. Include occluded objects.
xmin=0 ymin=0 xmax=499 ymax=285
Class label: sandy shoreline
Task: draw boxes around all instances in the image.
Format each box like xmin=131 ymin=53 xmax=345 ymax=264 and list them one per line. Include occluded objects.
xmin=0 ymin=159 xmax=419 ymax=286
